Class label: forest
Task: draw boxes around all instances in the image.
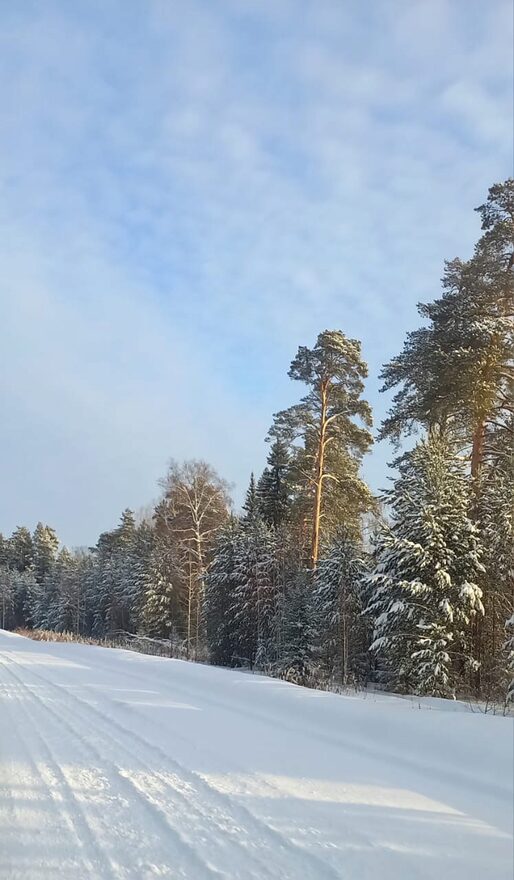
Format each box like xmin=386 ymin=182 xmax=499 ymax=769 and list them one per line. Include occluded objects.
xmin=1 ymin=179 xmax=513 ymax=705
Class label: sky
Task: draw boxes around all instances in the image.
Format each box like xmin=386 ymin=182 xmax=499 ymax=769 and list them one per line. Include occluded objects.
xmin=0 ymin=0 xmax=512 ymax=547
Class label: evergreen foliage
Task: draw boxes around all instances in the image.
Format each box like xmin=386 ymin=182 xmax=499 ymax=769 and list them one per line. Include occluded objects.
xmin=312 ymin=532 xmax=370 ymax=686
xmin=204 ymin=521 xmax=241 ymax=666
xmin=476 ymin=459 xmax=514 ymax=696
xmin=380 ymin=179 xmax=513 ymax=477
xmin=231 ymin=520 xmax=278 ymax=668
xmin=256 ymin=439 xmax=291 ymax=528
xmin=242 ymin=473 xmax=260 ymax=527
xmin=269 ymin=329 xmax=374 ymax=566
xmin=366 ymin=431 xmax=484 ymax=697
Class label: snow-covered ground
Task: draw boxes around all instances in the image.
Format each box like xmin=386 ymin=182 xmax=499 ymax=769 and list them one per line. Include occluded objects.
xmin=0 ymin=629 xmax=511 ymax=880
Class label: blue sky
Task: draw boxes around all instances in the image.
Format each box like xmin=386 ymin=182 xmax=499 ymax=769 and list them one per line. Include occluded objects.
xmin=0 ymin=0 xmax=512 ymax=546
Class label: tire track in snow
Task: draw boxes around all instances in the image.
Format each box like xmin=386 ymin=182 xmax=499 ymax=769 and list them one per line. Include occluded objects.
xmin=47 ymin=648 xmax=434 ymax=879
xmin=3 ymin=649 xmax=333 ymax=879
xmin=1 ymin=650 xmax=314 ymax=879
xmin=1 ymin=645 xmax=342 ymax=880
xmin=0 ymin=680 xmax=43 ymax=880
xmin=0 ymin=653 xmax=223 ymax=880
xmin=0 ymin=669 xmax=112 ymax=880
xmin=99 ymin=680 xmax=430 ymax=880
xmin=86 ymin=677 xmax=389 ymax=879
xmin=1 ymin=655 xmax=256 ymax=878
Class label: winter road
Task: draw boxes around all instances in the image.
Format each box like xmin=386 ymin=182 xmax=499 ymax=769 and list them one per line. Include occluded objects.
xmin=0 ymin=629 xmax=512 ymax=879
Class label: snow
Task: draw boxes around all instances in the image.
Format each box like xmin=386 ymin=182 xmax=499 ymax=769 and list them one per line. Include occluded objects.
xmin=0 ymin=629 xmax=512 ymax=879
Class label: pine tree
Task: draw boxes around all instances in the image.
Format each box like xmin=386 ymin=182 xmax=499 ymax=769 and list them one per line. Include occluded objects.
xmin=33 ymin=523 xmax=59 ymax=585
xmin=366 ymin=431 xmax=484 ymax=697
xmin=380 ymin=179 xmax=514 ymax=479
xmin=378 ymin=182 xmax=514 ymax=698
xmin=269 ymin=330 xmax=374 ymax=567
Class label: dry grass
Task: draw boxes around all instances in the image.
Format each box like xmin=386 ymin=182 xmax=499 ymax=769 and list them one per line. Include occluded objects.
xmin=15 ymin=628 xmax=104 ymax=646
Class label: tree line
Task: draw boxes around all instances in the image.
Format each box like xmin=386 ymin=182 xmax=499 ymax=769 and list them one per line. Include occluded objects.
xmin=1 ymin=179 xmax=513 ymax=703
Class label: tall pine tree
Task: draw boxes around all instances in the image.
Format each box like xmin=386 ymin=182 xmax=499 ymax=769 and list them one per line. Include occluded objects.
xmin=269 ymin=330 xmax=374 ymax=567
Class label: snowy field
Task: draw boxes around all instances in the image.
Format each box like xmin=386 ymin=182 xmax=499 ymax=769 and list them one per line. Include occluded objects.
xmin=0 ymin=629 xmax=512 ymax=880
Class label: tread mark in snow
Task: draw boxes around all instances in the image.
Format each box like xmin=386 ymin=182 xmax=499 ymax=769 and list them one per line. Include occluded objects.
xmin=1 ymin=649 xmax=341 ymax=879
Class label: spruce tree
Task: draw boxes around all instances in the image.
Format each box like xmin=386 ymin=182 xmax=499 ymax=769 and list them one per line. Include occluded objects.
xmin=91 ymin=530 xmax=117 ymax=636
xmin=8 ymin=526 xmax=35 ymax=626
xmin=131 ymin=520 xmax=154 ymax=632
xmin=0 ymin=567 xmax=38 ymax=630
xmin=242 ymin=473 xmax=260 ymax=527
xmin=231 ymin=521 xmax=278 ymax=668
xmin=9 ymin=527 xmax=34 ymax=573
xmin=0 ymin=535 xmax=9 ymax=567
xmin=205 ymin=520 xmax=241 ymax=666
xmin=141 ymin=545 xmax=177 ymax=640
xmin=312 ymin=532 xmax=370 ymax=686
xmin=0 ymin=567 xmax=15 ymax=629
xmin=257 ymin=439 xmax=291 ymax=528
xmin=51 ymin=549 xmax=88 ymax=634
xmin=111 ymin=509 xmax=138 ymax=632
xmin=277 ymin=569 xmax=313 ymax=683
xmin=477 ymin=459 xmax=514 ymax=697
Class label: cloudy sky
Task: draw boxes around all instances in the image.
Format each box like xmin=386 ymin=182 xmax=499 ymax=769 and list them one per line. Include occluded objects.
xmin=0 ymin=0 xmax=512 ymax=546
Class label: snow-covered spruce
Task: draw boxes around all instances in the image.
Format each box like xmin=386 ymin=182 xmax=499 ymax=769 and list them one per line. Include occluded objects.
xmin=231 ymin=519 xmax=279 ymax=668
xmin=477 ymin=460 xmax=514 ymax=698
xmin=311 ymin=532 xmax=370 ymax=686
xmin=365 ymin=430 xmax=484 ymax=697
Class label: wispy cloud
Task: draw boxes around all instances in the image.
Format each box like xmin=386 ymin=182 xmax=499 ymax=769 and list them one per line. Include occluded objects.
xmin=0 ymin=0 xmax=511 ymax=544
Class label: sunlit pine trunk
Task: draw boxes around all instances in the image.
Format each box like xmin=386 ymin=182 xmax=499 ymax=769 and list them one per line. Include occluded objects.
xmin=311 ymin=380 xmax=328 ymax=569
xmin=471 ymin=420 xmax=486 ymax=481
